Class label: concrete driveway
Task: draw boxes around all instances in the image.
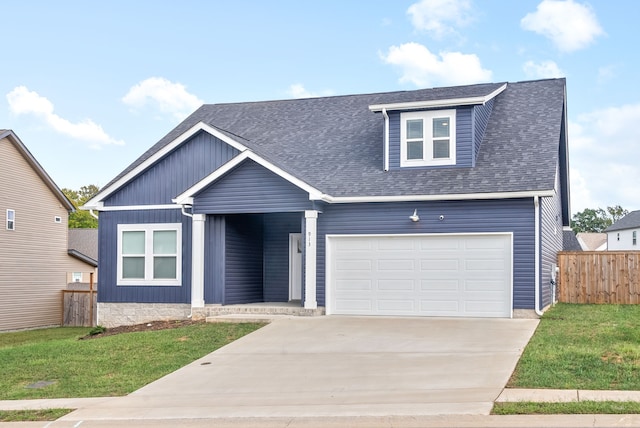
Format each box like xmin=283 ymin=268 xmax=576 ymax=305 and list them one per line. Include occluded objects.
xmin=62 ymin=316 xmax=538 ymax=421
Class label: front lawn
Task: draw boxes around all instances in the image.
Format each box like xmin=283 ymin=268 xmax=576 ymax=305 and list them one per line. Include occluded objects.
xmin=0 ymin=321 xmax=263 ymax=400
xmin=508 ymin=303 xmax=640 ymax=390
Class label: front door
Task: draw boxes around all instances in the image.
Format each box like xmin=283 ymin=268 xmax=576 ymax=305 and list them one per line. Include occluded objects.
xmin=289 ymin=233 xmax=302 ymax=301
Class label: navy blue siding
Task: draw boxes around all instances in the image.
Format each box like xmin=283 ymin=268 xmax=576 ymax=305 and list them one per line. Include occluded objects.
xmin=388 ymin=107 xmax=473 ymax=169
xmin=194 ymin=160 xmax=313 ymax=214
xmin=540 ymin=166 xmax=563 ymax=308
xmin=97 ymin=209 xmax=191 ymax=303
xmin=204 ymin=215 xmax=225 ymax=304
xmin=105 ymin=131 xmax=239 ymax=206
xmin=472 ymin=98 xmax=494 ymax=165
xmin=263 ymin=213 xmax=302 ymax=301
xmin=224 ymin=214 xmax=264 ymax=304
xmin=315 ymin=198 xmax=535 ymax=309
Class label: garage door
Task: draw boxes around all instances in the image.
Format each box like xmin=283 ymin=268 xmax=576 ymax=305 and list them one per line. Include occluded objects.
xmin=327 ymin=234 xmax=512 ymax=318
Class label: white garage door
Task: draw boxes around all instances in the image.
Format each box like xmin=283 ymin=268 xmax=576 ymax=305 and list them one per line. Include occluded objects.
xmin=327 ymin=234 xmax=512 ymax=318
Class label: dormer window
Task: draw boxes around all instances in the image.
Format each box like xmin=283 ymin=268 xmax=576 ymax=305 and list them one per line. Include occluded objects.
xmin=400 ymin=110 xmax=456 ymax=167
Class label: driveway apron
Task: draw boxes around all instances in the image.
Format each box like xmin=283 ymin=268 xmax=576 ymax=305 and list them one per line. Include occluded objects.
xmin=62 ymin=316 xmax=538 ymax=421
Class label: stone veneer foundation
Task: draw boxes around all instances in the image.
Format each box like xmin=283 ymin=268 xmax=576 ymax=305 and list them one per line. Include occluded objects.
xmin=97 ymin=303 xmax=205 ymax=328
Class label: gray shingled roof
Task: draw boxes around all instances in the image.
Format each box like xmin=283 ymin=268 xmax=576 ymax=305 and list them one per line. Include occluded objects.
xmin=563 ymin=230 xmax=582 ymax=251
xmin=68 ymin=228 xmax=98 ymax=265
xmin=104 ymin=79 xmax=566 ymax=198
xmin=605 ymin=210 xmax=640 ymax=232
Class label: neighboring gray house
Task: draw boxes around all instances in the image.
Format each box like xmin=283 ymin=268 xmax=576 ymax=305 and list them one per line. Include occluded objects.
xmin=605 ymin=210 xmax=640 ymax=250
xmin=67 ymin=228 xmax=99 ymax=288
xmin=563 ymin=228 xmax=582 ymax=251
xmin=0 ymin=129 xmax=75 ymax=331
xmin=85 ymin=78 xmax=570 ymax=326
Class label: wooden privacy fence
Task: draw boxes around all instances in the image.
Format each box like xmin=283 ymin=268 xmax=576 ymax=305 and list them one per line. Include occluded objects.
xmin=62 ymin=273 xmax=97 ymax=327
xmin=558 ymin=251 xmax=640 ymax=304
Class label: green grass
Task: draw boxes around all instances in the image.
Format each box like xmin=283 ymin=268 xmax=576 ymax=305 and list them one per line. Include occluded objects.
xmin=509 ymin=303 xmax=640 ymax=390
xmin=493 ymin=401 xmax=640 ymax=415
xmin=0 ymin=322 xmax=263 ymax=400
xmin=0 ymin=409 xmax=73 ymax=422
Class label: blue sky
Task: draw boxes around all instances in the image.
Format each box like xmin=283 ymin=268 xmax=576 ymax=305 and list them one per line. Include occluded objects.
xmin=1 ymin=0 xmax=638 ymax=213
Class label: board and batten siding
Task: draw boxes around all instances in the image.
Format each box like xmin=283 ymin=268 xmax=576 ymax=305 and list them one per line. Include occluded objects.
xmin=194 ymin=160 xmax=313 ymax=214
xmin=388 ymin=106 xmax=474 ymax=169
xmin=540 ymin=165 xmax=563 ymax=308
xmin=97 ymin=209 xmax=192 ymax=303
xmin=263 ymin=213 xmax=302 ymax=302
xmin=105 ymin=131 xmax=239 ymax=206
xmin=0 ymin=136 xmax=71 ymax=331
xmin=315 ymin=198 xmax=535 ymax=309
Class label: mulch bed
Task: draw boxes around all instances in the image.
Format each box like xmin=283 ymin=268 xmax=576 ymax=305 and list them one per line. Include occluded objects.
xmin=80 ymin=319 xmax=206 ymax=339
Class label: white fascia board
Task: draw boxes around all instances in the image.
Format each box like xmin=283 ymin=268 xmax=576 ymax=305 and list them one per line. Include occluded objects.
xmin=320 ymin=189 xmax=554 ymax=204
xmin=172 ymin=150 xmax=324 ymax=205
xmin=369 ymin=84 xmax=507 ymax=112
xmin=84 ymin=204 xmax=181 ymax=212
xmin=85 ymin=122 xmax=249 ymax=208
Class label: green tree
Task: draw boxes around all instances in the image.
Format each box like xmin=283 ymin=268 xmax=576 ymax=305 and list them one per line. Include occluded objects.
xmin=62 ymin=185 xmax=100 ymax=228
xmin=571 ymin=205 xmax=629 ymax=233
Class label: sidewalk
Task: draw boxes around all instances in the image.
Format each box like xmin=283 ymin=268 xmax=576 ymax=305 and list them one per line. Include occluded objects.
xmin=4 ymin=388 xmax=640 ymax=412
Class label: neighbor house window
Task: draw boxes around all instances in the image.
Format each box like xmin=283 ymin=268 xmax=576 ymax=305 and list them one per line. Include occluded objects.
xmin=54 ymin=216 xmax=62 ymax=224
xmin=634 ymin=231 xmax=637 ymax=246
xmin=6 ymin=209 xmax=15 ymax=230
xmin=72 ymin=272 xmax=83 ymax=282
xmin=400 ymin=110 xmax=456 ymax=167
xmin=117 ymin=223 xmax=182 ymax=286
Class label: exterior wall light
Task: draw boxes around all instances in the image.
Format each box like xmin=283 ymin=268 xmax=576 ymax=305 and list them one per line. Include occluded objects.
xmin=410 ymin=209 xmax=420 ymax=222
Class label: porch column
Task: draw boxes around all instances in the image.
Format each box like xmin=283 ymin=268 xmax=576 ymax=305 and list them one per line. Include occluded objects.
xmin=304 ymin=210 xmax=318 ymax=309
xmin=191 ymin=213 xmax=206 ymax=308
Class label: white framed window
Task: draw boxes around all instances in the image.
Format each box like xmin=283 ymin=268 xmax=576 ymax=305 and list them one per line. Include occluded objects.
xmin=633 ymin=231 xmax=637 ymax=246
xmin=72 ymin=272 xmax=83 ymax=282
xmin=54 ymin=216 xmax=62 ymax=224
xmin=400 ymin=109 xmax=456 ymax=167
xmin=117 ymin=223 xmax=182 ymax=286
xmin=6 ymin=209 xmax=15 ymax=230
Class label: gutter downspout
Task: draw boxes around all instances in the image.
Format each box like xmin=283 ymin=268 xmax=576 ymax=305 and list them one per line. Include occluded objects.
xmin=179 ymin=204 xmax=194 ymax=318
xmin=382 ymin=108 xmax=389 ymax=171
xmin=534 ymin=196 xmax=543 ymax=316
xmin=89 ymin=209 xmax=99 ymax=220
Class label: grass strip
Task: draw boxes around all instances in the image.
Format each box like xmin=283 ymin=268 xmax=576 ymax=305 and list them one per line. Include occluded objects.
xmin=493 ymin=401 xmax=640 ymax=415
xmin=508 ymin=303 xmax=640 ymax=390
xmin=0 ymin=322 xmax=263 ymax=400
xmin=0 ymin=409 xmax=73 ymax=422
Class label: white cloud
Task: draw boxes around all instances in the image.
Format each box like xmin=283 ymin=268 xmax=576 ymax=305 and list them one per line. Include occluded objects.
xmin=6 ymin=86 xmax=124 ymax=149
xmin=523 ymin=60 xmax=565 ymax=79
xmin=122 ymin=77 xmax=203 ymax=121
xmin=569 ymin=105 xmax=640 ymax=212
xmin=286 ymin=84 xmax=334 ymax=99
xmin=407 ymin=0 xmax=473 ymax=39
xmin=380 ymin=42 xmax=492 ymax=87
xmin=521 ymin=0 xmax=605 ymax=52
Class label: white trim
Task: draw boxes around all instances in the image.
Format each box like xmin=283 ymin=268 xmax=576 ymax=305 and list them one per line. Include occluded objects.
xmin=84 ymin=122 xmax=250 ymax=209
xmin=534 ymin=196 xmax=543 ymax=316
xmin=382 ymin=108 xmax=389 ymax=172
xmin=84 ymin=203 xmax=180 ymax=212
xmin=173 ymin=150 xmax=324 ymax=205
xmin=304 ymin=210 xmax=318 ymax=309
xmin=325 ymin=232 xmax=514 ymax=317
xmin=116 ymin=223 xmax=182 ymax=286
xmin=191 ymin=214 xmax=206 ymax=308
xmin=369 ymin=84 xmax=507 ymax=112
xmin=400 ymin=109 xmax=456 ymax=167
xmin=318 ymin=190 xmax=555 ymax=203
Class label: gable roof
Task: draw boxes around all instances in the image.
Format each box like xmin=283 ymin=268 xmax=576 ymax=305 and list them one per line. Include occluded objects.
xmin=576 ymin=232 xmax=607 ymax=251
xmin=605 ymin=210 xmax=640 ymax=232
xmin=563 ymin=229 xmax=582 ymax=251
xmin=90 ymin=79 xmax=567 ymax=205
xmin=0 ymin=129 xmax=75 ymax=211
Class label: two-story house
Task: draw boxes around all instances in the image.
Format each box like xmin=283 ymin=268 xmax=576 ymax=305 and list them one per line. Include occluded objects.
xmin=605 ymin=210 xmax=640 ymax=250
xmin=84 ymin=78 xmax=570 ymax=327
xmin=0 ymin=130 xmax=76 ymax=331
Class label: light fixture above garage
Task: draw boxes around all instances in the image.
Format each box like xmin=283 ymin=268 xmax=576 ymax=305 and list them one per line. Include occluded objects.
xmin=409 ymin=209 xmax=420 ymax=222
